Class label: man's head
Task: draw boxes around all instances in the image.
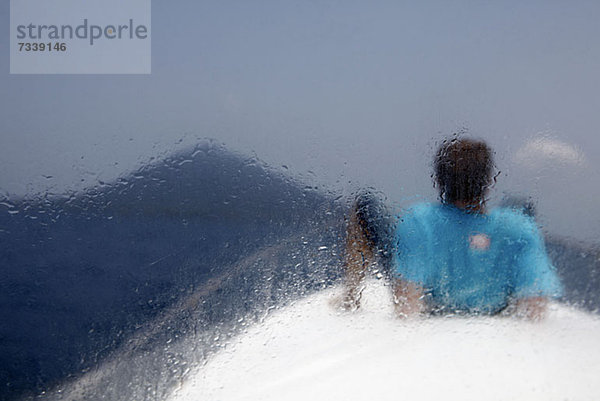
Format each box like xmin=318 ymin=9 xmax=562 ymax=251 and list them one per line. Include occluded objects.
xmin=434 ymin=138 xmax=494 ymax=208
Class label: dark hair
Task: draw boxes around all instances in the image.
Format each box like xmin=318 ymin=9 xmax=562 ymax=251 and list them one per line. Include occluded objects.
xmin=351 ymin=190 xmax=396 ymax=273
xmin=434 ymin=138 xmax=494 ymax=205
xmin=353 ymin=191 xmax=389 ymax=248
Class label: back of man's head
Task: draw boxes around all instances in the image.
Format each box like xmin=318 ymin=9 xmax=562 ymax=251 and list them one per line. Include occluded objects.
xmin=434 ymin=138 xmax=494 ymax=206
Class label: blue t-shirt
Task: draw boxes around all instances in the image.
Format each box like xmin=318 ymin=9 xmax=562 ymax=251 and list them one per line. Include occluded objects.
xmin=393 ymin=203 xmax=562 ymax=314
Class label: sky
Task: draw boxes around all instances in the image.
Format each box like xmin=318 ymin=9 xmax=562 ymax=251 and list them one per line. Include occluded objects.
xmin=1 ymin=0 xmax=599 ymax=241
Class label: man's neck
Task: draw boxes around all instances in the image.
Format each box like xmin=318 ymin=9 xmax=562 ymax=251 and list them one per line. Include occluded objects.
xmin=452 ymin=200 xmax=485 ymax=213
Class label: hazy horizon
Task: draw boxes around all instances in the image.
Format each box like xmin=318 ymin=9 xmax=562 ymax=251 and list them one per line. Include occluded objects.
xmin=2 ymin=0 xmax=599 ymax=241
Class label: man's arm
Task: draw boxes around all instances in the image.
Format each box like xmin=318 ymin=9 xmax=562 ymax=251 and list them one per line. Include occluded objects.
xmin=392 ymin=278 xmax=426 ymax=318
xmin=509 ymin=214 xmax=561 ymax=321
xmin=514 ymin=297 xmax=549 ymax=321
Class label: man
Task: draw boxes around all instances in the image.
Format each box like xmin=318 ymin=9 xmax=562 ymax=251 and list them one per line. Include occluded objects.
xmin=342 ymin=138 xmax=562 ymax=320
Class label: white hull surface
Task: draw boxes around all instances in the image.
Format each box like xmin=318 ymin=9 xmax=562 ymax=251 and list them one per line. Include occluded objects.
xmin=170 ymin=280 xmax=600 ymax=401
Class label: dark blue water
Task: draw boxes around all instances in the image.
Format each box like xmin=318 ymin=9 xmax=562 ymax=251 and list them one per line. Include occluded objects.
xmin=0 ymin=142 xmax=598 ymax=401
xmin=0 ymin=143 xmax=344 ymax=400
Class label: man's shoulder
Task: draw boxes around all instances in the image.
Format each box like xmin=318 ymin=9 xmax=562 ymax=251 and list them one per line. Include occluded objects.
xmin=402 ymin=202 xmax=440 ymax=219
xmin=490 ymin=207 xmax=535 ymax=225
xmin=396 ymin=203 xmax=453 ymax=238
xmin=488 ymin=207 xmax=540 ymax=240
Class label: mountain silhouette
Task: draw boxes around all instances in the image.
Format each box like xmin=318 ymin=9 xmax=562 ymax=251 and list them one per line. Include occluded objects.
xmin=0 ymin=141 xmax=344 ymax=400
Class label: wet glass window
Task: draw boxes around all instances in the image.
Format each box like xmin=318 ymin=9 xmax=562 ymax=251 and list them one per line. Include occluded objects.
xmin=2 ymin=2 xmax=600 ymax=400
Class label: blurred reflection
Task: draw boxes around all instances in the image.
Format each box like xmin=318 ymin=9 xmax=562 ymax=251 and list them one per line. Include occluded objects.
xmin=515 ymin=136 xmax=586 ymax=168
